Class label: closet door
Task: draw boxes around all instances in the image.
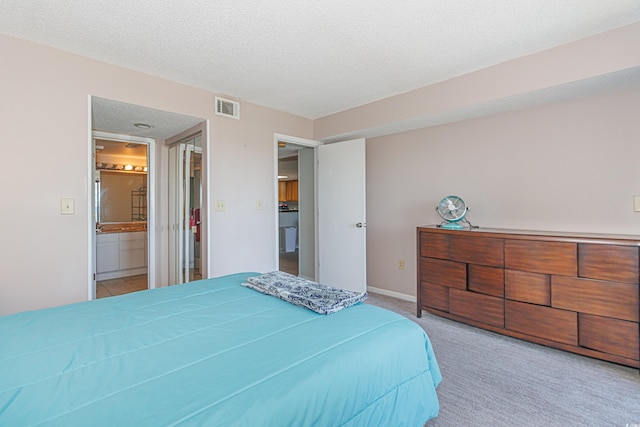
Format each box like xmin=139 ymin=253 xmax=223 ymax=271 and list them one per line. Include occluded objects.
xmin=168 ymin=137 xmax=203 ymax=285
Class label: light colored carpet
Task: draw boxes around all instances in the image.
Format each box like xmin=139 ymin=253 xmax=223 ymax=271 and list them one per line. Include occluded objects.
xmin=365 ymin=292 xmax=640 ymax=427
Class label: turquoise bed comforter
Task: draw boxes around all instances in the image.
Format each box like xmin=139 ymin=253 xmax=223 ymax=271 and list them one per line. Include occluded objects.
xmin=0 ymin=273 xmax=441 ymax=426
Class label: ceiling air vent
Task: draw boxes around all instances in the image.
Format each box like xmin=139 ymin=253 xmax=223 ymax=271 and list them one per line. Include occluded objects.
xmin=215 ymin=97 xmax=240 ymax=120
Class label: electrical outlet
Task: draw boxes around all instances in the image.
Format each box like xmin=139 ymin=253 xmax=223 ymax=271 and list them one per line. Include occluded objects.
xmin=215 ymin=200 xmax=226 ymax=212
xmin=634 ymin=195 xmax=640 ymax=212
xmin=397 ymin=259 xmax=405 ymax=270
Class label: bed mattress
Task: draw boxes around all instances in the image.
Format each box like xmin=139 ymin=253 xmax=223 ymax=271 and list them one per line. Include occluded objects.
xmin=0 ymin=272 xmax=441 ymax=426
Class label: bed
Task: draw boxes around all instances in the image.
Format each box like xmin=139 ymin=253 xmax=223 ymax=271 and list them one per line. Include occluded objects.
xmin=0 ymin=272 xmax=441 ymax=426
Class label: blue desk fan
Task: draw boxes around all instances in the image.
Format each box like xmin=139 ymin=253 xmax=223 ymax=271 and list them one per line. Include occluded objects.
xmin=436 ymin=195 xmax=472 ymax=229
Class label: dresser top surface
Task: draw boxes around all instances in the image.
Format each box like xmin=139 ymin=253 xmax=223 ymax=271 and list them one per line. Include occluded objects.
xmin=418 ymin=225 xmax=640 ymax=245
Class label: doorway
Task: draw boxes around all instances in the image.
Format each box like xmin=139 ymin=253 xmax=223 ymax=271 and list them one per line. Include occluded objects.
xmin=93 ymin=132 xmax=155 ymax=298
xmin=89 ymin=96 xmax=208 ymax=299
xmin=274 ymin=134 xmax=367 ymax=292
xmin=275 ymin=134 xmax=320 ymax=280
xmin=277 ymin=148 xmax=299 ymax=275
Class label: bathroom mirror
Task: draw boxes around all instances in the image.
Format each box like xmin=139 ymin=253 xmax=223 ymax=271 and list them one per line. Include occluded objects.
xmin=95 ymin=139 xmax=148 ymax=224
xmin=98 ymin=171 xmax=147 ymax=223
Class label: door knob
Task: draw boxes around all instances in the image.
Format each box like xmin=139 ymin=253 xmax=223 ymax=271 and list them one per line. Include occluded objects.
xmin=356 ymin=222 xmax=366 ymax=228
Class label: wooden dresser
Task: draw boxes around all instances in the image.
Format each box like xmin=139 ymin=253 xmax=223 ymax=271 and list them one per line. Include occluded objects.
xmin=417 ymin=226 xmax=640 ymax=368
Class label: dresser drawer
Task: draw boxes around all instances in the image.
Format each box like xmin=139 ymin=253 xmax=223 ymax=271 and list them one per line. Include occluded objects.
xmin=505 ymin=269 xmax=551 ymax=306
xmin=468 ymin=264 xmax=504 ymax=297
xmin=552 ymin=276 xmax=639 ymax=322
xmin=420 ymin=257 xmax=466 ymax=289
xmin=505 ymin=240 xmax=577 ymax=276
xmin=579 ymin=313 xmax=639 ymax=361
xmin=421 ymin=283 xmax=449 ymax=312
xmin=419 ymin=230 xmax=503 ymax=266
xmin=505 ymin=300 xmax=577 ymax=345
xmin=578 ymin=244 xmax=639 ymax=284
xmin=419 ymin=232 xmax=451 ymax=260
xmin=450 ymin=235 xmax=503 ymax=267
xmin=449 ymin=289 xmax=504 ymax=327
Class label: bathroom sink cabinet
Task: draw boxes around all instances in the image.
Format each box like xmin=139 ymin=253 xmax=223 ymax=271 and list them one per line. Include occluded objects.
xmin=97 ymin=231 xmax=147 ymax=280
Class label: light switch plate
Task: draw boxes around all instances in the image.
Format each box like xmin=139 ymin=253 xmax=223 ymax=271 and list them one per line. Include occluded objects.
xmin=634 ymin=195 xmax=640 ymax=212
xmin=256 ymin=199 xmax=264 ymax=210
xmin=61 ymin=198 xmax=75 ymax=215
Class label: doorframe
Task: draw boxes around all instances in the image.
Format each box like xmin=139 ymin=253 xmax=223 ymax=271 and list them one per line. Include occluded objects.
xmin=89 ymin=130 xmax=156 ymax=299
xmin=273 ymin=133 xmax=322 ymax=277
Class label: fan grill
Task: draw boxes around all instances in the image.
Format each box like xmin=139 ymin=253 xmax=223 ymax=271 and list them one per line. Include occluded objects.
xmin=436 ymin=195 xmax=474 ymax=229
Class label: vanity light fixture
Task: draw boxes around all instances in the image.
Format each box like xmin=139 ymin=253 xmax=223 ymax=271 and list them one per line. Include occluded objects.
xmin=96 ymin=163 xmax=147 ymax=172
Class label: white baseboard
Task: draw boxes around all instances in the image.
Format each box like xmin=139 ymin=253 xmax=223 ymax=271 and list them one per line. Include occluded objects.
xmin=367 ymin=286 xmax=416 ymax=303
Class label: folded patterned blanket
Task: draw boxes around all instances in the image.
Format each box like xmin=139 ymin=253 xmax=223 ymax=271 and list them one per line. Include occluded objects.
xmin=242 ymin=271 xmax=367 ymax=315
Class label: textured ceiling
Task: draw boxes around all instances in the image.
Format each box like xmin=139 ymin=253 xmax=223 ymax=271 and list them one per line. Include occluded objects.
xmin=92 ymin=97 xmax=204 ymax=140
xmin=1 ymin=1 xmax=639 ymax=119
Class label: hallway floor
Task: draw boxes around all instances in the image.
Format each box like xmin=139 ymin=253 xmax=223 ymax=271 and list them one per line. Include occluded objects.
xmin=97 ymin=274 xmax=147 ymax=298
xmin=279 ymin=250 xmax=298 ymax=276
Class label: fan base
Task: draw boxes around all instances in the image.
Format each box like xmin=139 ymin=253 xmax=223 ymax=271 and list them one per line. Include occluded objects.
xmin=441 ymin=222 xmax=464 ymax=230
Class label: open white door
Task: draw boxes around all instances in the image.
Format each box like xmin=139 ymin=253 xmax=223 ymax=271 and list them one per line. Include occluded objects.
xmin=317 ymin=138 xmax=366 ymax=293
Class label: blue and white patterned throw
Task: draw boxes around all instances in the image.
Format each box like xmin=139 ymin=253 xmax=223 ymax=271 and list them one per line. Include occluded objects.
xmin=242 ymin=271 xmax=367 ymax=315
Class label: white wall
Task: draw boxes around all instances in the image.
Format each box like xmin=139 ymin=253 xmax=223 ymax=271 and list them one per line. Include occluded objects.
xmin=366 ymin=85 xmax=640 ymax=298
xmin=0 ymin=34 xmax=312 ymax=315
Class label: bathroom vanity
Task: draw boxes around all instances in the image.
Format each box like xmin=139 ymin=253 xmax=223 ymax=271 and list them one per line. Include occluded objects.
xmin=96 ymin=225 xmax=147 ymax=280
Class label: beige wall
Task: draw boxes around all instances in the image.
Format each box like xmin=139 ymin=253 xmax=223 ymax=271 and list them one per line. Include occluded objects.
xmin=366 ymin=85 xmax=640 ymax=298
xmin=0 ymin=34 xmax=312 ymax=315
xmin=314 ymin=22 xmax=640 ymax=142
xmin=2 ymin=22 xmax=639 ymax=314
xmin=310 ymin=22 xmax=640 ymax=300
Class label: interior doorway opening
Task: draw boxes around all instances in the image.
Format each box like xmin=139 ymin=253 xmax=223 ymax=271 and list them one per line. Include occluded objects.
xmin=94 ymin=136 xmax=151 ymax=298
xmin=89 ymin=96 xmax=208 ymax=299
xmin=278 ymin=149 xmax=299 ymax=276
xmin=274 ymin=135 xmax=367 ymax=292
xmin=275 ymin=134 xmax=319 ymax=280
